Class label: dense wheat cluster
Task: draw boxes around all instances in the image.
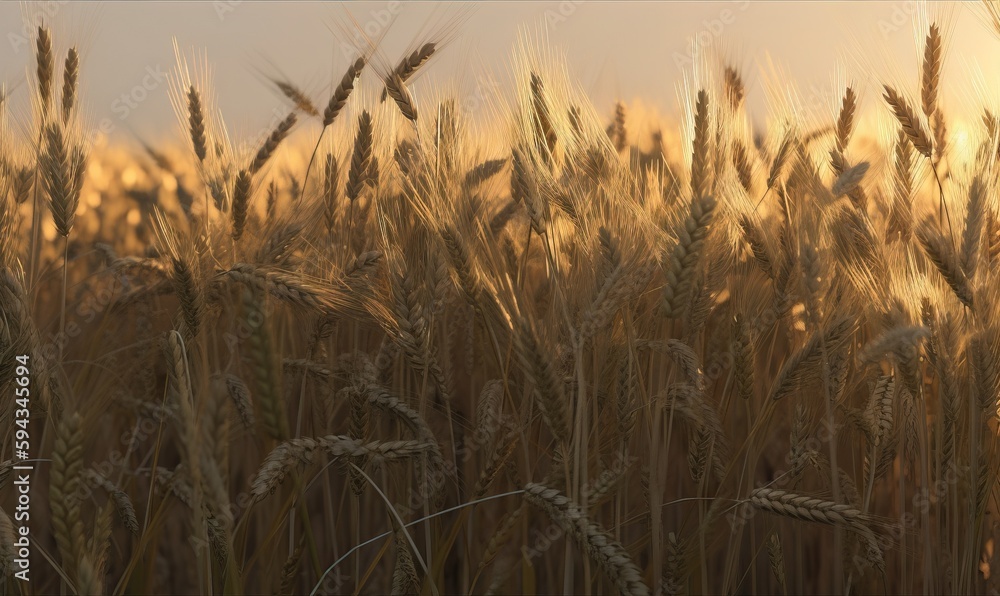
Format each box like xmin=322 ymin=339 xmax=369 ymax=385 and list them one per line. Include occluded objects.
xmin=4 ymin=6 xmax=1000 ymax=595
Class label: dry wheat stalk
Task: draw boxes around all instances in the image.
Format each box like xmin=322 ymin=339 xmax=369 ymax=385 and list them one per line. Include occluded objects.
xmin=187 ymin=86 xmax=208 ymax=162
xmin=391 ymin=528 xmax=420 ymax=595
xmin=61 ymin=47 xmax=79 ymax=124
xmin=324 ymin=57 xmax=364 ymax=127
xmin=220 ymin=374 xmax=255 ymax=429
xmin=733 ymin=314 xmax=755 ymax=400
xmin=767 ymin=132 xmax=796 ymax=190
xmin=250 ymin=112 xmax=296 ymax=174
xmin=241 ymin=288 xmax=287 ymax=440
xmin=83 ymin=469 xmax=139 ymax=535
xmin=41 ymin=123 xmax=85 ymax=237
xmin=607 ymin=101 xmax=628 ymax=152
xmin=50 ymin=411 xmax=86 ymax=580
xmin=732 ymin=140 xmax=753 ymax=193
xmin=748 ymin=488 xmax=877 ymax=540
xmin=516 ymin=319 xmax=570 ymax=445
xmin=835 ymin=87 xmax=856 ymax=153
xmin=230 ymin=169 xmax=252 ymax=240
xmin=724 ymin=66 xmax=745 ymax=111
xmin=962 ymin=176 xmax=986 ymax=279
xmin=691 ymin=89 xmax=711 ymax=199
xmin=863 ymin=375 xmax=895 ymax=447
xmin=884 ymin=86 xmax=933 ymax=159
xmin=530 ymin=73 xmax=557 ymax=166
xmin=171 ymin=256 xmax=203 ymax=339
xmin=279 ymin=542 xmax=304 ymax=595
xmin=273 ymin=79 xmax=318 ymax=117
xmin=225 ymin=263 xmax=344 ymax=313
xmin=661 ymin=195 xmax=717 ymax=319
xmin=251 ymin=435 xmax=434 ymax=498
xmin=921 ymin=24 xmax=942 ymax=118
xmin=523 ymin=483 xmax=650 ymax=596
xmin=381 ymin=42 xmax=436 ymax=102
xmin=36 ymin=26 xmax=53 ymax=114
xmin=385 ymin=72 xmax=419 ymax=122
xmin=769 ymin=316 xmax=853 ymax=401
xmin=767 ymin=532 xmax=787 ymax=593
xmin=346 ymin=111 xmax=374 ymax=203
xmin=323 ymin=154 xmax=338 ymax=235
xmin=916 ymin=222 xmax=974 ymax=308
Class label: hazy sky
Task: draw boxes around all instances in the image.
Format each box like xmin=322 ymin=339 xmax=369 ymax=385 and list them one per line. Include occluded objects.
xmin=2 ymin=2 xmax=998 ymax=146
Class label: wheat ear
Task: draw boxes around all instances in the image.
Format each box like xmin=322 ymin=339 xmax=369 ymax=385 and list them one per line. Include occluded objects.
xmin=36 ymin=26 xmax=53 ymax=114
xmin=186 ymin=86 xmax=208 ymax=162
xmin=883 ymin=85 xmax=933 ymax=159
xmin=50 ymin=411 xmax=86 ymax=580
xmin=249 ymin=112 xmax=296 ymax=174
xmin=61 ymin=47 xmax=79 ymax=124
xmin=921 ymin=23 xmax=942 ymax=118
xmin=523 ymin=483 xmax=650 ymax=596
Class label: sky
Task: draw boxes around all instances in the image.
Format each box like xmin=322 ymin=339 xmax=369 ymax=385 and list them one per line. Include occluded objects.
xmin=1 ymin=2 xmax=999 ymax=146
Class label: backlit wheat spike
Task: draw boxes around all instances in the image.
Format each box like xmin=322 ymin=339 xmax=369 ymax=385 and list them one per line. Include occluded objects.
xmin=883 ymin=85 xmax=933 ymax=159
xmin=732 ymin=139 xmax=753 ymax=192
xmin=690 ymin=89 xmax=711 ymax=199
xmin=61 ymin=47 xmax=79 ymax=124
xmin=346 ymin=111 xmax=373 ymax=203
xmin=921 ymin=23 xmax=942 ymax=118
xmin=171 ymin=256 xmax=203 ymax=339
xmin=324 ymin=57 xmax=364 ymax=127
xmin=36 ymin=26 xmax=53 ymax=114
xmin=916 ymin=221 xmax=974 ymax=308
xmin=769 ymin=316 xmax=852 ymax=401
xmin=888 ymin=128 xmax=914 ymax=242
xmin=381 ymin=42 xmax=436 ymax=102
xmin=724 ymin=66 xmax=745 ymax=111
xmin=606 ymin=101 xmax=628 ymax=152
xmin=41 ymin=123 xmax=85 ymax=238
xmin=273 ymin=79 xmax=319 ymax=117
xmin=962 ymin=176 xmax=986 ymax=279
xmin=187 ymin=86 xmax=208 ymax=162
xmin=835 ymin=86 xmax=856 ymax=153
xmin=767 ymin=131 xmax=795 ymax=190
xmin=530 ymin=73 xmax=557 ymax=166
xmin=661 ymin=195 xmax=717 ymax=319
xmin=230 ymin=169 xmax=252 ymax=240
xmin=249 ymin=112 xmax=296 ymax=174
xmin=385 ymin=72 xmax=418 ymax=122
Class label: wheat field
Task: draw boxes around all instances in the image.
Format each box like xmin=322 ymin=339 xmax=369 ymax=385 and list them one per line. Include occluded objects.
xmin=3 ymin=3 xmax=1000 ymax=595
